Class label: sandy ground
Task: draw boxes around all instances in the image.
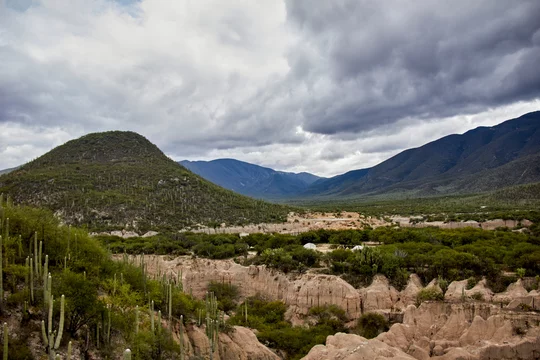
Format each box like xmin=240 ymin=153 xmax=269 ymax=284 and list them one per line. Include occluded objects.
xmin=185 ymin=211 xmax=391 ymax=234
xmin=182 ymin=211 xmax=531 ymax=235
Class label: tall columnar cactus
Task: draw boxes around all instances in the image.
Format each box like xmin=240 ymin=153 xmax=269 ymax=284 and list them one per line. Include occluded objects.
xmin=53 ymin=295 xmax=65 ymax=349
xmin=43 ymin=256 xmax=49 ymax=304
xmin=28 ymin=257 xmax=34 ymax=303
xmin=168 ymin=283 xmax=172 ymax=319
xmin=3 ymin=322 xmax=7 ymax=360
xmin=150 ymin=300 xmax=155 ymax=333
xmin=0 ymin=236 xmax=3 ymax=305
xmin=179 ymin=315 xmax=185 ymax=360
xmin=67 ymin=341 xmax=72 ymax=360
xmin=135 ymin=306 xmax=139 ymax=334
xmin=106 ymin=305 xmax=111 ymax=345
xmin=41 ymin=275 xmax=65 ymax=359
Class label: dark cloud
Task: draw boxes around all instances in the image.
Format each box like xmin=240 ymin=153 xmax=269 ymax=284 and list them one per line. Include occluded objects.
xmin=284 ymin=0 xmax=540 ymax=135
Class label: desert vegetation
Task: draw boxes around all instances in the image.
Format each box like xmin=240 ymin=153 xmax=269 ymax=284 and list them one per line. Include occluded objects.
xmin=0 ymin=196 xmax=231 ymax=359
xmin=99 ymin=225 xmax=540 ymax=292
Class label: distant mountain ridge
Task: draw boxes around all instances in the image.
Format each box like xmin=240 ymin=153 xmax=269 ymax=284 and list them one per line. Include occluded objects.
xmin=180 ymin=158 xmax=323 ymax=200
xmin=302 ymin=111 xmax=540 ymax=198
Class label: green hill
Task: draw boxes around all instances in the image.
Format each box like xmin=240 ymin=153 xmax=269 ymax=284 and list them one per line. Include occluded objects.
xmin=0 ymin=131 xmax=289 ymax=232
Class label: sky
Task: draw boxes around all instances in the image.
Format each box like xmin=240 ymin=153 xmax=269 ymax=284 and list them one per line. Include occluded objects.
xmin=0 ymin=0 xmax=539 ymax=177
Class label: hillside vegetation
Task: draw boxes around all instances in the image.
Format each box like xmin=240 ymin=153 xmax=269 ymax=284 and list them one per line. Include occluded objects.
xmin=0 ymin=132 xmax=290 ymax=232
xmin=0 ymin=197 xmax=209 ymax=359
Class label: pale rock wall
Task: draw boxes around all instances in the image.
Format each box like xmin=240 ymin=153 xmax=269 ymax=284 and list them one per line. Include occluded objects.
xmin=301 ymin=333 xmax=416 ymax=360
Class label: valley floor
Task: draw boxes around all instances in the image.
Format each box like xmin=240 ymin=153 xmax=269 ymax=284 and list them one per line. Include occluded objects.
xmin=177 ymin=211 xmax=532 ymax=236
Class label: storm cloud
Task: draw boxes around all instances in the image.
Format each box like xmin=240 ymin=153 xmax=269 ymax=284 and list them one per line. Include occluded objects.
xmin=0 ymin=0 xmax=539 ymax=176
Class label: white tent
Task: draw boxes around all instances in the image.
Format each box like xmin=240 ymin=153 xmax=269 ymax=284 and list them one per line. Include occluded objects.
xmin=352 ymin=245 xmax=364 ymax=251
xmin=303 ymin=243 xmax=317 ymax=250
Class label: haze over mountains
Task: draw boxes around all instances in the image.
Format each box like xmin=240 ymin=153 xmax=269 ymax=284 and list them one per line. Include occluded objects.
xmin=185 ymin=111 xmax=540 ymax=200
xmin=180 ymin=159 xmax=322 ymax=200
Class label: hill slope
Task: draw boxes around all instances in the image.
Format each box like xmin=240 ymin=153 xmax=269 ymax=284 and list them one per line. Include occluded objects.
xmin=0 ymin=167 xmax=17 ymax=175
xmin=303 ymin=111 xmax=540 ymax=198
xmin=0 ymin=131 xmax=289 ymax=231
xmin=180 ymin=158 xmax=322 ymax=200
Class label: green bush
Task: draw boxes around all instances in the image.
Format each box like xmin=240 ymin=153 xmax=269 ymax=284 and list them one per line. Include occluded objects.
xmin=355 ymin=312 xmax=389 ymax=339
xmin=416 ymin=288 xmax=444 ymax=304
xmin=207 ymin=281 xmax=240 ymax=313
xmin=466 ymin=277 xmax=477 ymax=290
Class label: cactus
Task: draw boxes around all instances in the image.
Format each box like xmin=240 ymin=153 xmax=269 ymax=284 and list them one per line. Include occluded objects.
xmin=48 ymin=294 xmax=53 ymax=338
xmin=17 ymin=235 xmax=22 ymax=258
xmin=41 ymin=320 xmax=48 ymax=347
xmin=30 ymin=258 xmax=34 ymax=303
xmin=179 ymin=315 xmax=185 ymax=360
xmin=3 ymin=322 xmax=7 ymax=360
xmin=43 ymin=256 xmax=49 ymax=304
xmin=41 ymin=274 xmax=65 ymax=358
xmin=135 ymin=306 xmax=139 ymax=334
xmin=123 ymin=349 xmax=132 ymax=360
xmin=53 ymin=295 xmax=65 ymax=349
xmin=1 ymin=236 xmax=3 ymax=305
xmin=33 ymin=233 xmax=38 ymax=277
xmin=168 ymin=283 xmax=172 ymax=319
xmin=106 ymin=305 xmax=111 ymax=345
xmin=67 ymin=341 xmax=72 ymax=360
xmin=25 ymin=256 xmax=29 ymax=292
xmin=150 ymin=300 xmax=155 ymax=333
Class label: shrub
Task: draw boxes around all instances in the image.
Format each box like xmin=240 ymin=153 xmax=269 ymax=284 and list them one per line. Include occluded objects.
xmin=466 ymin=277 xmax=477 ymax=290
xmin=437 ymin=276 xmax=448 ymax=294
xmin=355 ymin=312 xmax=389 ymax=339
xmin=470 ymin=292 xmax=484 ymax=301
xmin=416 ymin=288 xmax=444 ymax=304
xmin=207 ymin=281 xmax=240 ymax=313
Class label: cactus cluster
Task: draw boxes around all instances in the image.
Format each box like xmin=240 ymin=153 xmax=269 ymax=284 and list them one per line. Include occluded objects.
xmin=204 ymin=292 xmax=224 ymax=356
xmin=41 ymin=290 xmax=65 ymax=359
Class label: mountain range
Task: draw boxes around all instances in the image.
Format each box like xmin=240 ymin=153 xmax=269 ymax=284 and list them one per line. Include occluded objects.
xmin=183 ymin=111 xmax=540 ymax=200
xmin=1 ymin=111 xmax=539 ymax=215
xmin=180 ymin=159 xmax=322 ymax=200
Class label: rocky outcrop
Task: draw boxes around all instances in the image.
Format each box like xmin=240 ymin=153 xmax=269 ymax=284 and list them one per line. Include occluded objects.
xmin=445 ymin=279 xmax=493 ymax=302
xmin=358 ymin=274 xmax=400 ymax=312
xmin=301 ymin=333 xmax=416 ymax=360
xmin=184 ymin=324 xmax=279 ymax=360
xmin=135 ymin=255 xmax=364 ymax=321
xmin=493 ymin=279 xmax=529 ymax=304
xmin=506 ymin=290 xmax=540 ymax=311
xmin=399 ymin=274 xmax=424 ymax=308
xmin=377 ymin=302 xmax=540 ymax=360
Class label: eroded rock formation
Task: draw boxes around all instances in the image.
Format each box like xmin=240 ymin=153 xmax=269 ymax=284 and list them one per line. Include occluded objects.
xmin=302 ymin=333 xmax=416 ymax=360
